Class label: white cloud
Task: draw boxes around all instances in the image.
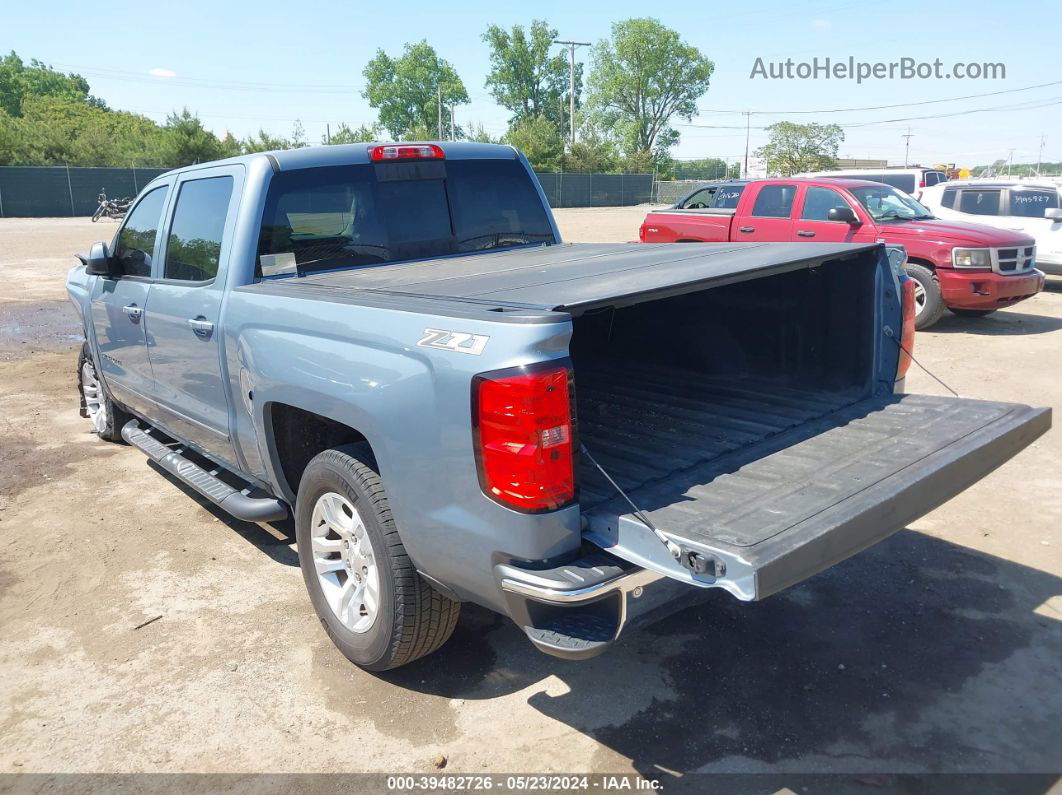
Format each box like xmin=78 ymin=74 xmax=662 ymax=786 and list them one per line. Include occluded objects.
xmin=148 ymin=68 xmax=176 ymax=78
xmin=811 ymin=19 xmax=832 ymax=30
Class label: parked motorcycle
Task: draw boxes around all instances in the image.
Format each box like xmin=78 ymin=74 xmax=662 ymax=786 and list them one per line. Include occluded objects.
xmin=91 ymin=190 xmax=132 ymax=222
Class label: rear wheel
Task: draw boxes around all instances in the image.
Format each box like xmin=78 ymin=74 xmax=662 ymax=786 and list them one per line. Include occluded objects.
xmin=950 ymin=308 xmax=997 ymax=318
xmin=77 ymin=343 xmax=131 ymax=442
xmin=904 ymin=263 xmax=946 ymax=330
xmin=296 ymin=444 xmax=460 ymax=671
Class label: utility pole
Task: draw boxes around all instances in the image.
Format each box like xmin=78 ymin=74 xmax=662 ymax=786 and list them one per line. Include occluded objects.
xmin=901 ymin=127 xmax=914 ymax=168
xmin=743 ymin=111 xmax=751 ymax=177
xmin=437 ymin=87 xmax=443 ymax=141
xmin=554 ymin=39 xmax=590 ymax=144
xmin=1036 ymin=135 xmax=1045 ymax=176
xmin=450 ymin=104 xmax=456 ymax=141
xmin=326 ymin=123 xmax=331 ymax=145
xmin=1007 ymin=148 xmax=1015 ymax=176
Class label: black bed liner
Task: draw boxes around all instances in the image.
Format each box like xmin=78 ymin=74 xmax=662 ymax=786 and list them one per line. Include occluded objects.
xmin=576 ymin=362 xmax=866 ymax=507
xmin=578 ymin=365 xmax=1050 ymax=599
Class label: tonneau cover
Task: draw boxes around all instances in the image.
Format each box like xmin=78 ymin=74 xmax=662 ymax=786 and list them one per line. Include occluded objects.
xmin=270 ymin=242 xmax=882 ymax=315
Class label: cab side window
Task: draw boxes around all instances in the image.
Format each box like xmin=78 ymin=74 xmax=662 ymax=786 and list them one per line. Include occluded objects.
xmin=959 ymin=190 xmax=1001 ymax=216
xmin=750 ymin=185 xmax=796 ymax=218
xmin=114 ymin=186 xmax=168 ymax=277
xmin=941 ymin=188 xmax=957 ymax=209
xmin=800 ymin=186 xmax=850 ymax=221
xmin=163 ymin=176 xmax=234 ymax=282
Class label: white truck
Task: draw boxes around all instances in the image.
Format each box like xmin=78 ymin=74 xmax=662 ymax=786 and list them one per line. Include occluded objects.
xmin=921 ymin=180 xmax=1062 ymax=276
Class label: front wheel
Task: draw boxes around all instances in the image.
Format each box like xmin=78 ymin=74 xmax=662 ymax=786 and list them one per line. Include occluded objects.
xmin=296 ymin=444 xmax=460 ymax=671
xmin=91 ymin=205 xmax=104 ymax=222
xmin=950 ymin=308 xmax=997 ymax=318
xmin=904 ymin=263 xmax=946 ymax=330
xmin=77 ymin=343 xmax=131 ymax=442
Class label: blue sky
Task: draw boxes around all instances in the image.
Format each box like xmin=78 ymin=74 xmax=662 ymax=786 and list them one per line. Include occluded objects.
xmin=7 ymin=0 xmax=1061 ymax=168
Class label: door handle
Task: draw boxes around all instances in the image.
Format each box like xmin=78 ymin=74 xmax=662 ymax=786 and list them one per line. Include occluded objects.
xmin=797 ymin=230 xmax=816 ymax=237
xmin=187 ymin=317 xmax=214 ymax=338
xmin=739 ymin=226 xmax=755 ymax=233
xmin=122 ymin=304 xmax=143 ymax=321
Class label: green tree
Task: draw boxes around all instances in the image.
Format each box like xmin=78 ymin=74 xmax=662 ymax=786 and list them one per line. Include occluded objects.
xmin=466 ymin=122 xmax=500 ymax=144
xmin=588 ymin=19 xmax=713 ymax=161
xmin=562 ymin=124 xmax=618 ymax=172
xmin=504 ymin=115 xmax=565 ymax=171
xmin=0 ymin=52 xmax=94 ymax=116
xmin=483 ymin=20 xmax=577 ymax=134
xmin=327 ymin=123 xmax=379 ymax=144
xmin=241 ymin=129 xmax=291 ymax=153
xmin=755 ymin=121 xmax=844 ymax=176
xmin=363 ymin=41 xmax=468 ymax=139
xmin=160 ymin=109 xmax=225 ymax=166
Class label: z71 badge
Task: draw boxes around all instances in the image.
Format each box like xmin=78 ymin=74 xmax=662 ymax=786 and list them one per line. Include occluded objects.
xmin=417 ymin=328 xmax=490 ymax=355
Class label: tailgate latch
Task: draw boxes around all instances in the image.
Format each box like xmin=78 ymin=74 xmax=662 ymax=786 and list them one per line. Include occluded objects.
xmin=674 ymin=546 xmax=726 ymax=578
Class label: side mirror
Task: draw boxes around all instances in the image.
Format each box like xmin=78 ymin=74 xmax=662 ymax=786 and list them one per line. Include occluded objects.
xmin=828 ymin=206 xmax=861 ymax=225
xmin=78 ymin=241 xmax=117 ymax=277
xmin=1045 ymin=207 xmax=1062 ymax=220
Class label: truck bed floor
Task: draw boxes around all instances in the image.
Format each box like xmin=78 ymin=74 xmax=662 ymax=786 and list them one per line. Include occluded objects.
xmin=575 ymin=360 xmax=865 ymax=509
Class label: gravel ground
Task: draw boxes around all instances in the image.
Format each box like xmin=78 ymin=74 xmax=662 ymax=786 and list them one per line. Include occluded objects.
xmin=1 ymin=211 xmax=1060 ymax=778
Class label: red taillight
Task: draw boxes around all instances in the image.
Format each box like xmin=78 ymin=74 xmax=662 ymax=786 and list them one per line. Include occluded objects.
xmin=638 ymin=223 xmax=646 ymax=242
xmin=369 ymin=144 xmax=445 ymax=161
xmin=898 ymin=277 xmax=917 ymax=379
xmin=472 ymin=363 xmax=576 ymax=513
xmin=919 ymin=179 xmax=926 ymax=188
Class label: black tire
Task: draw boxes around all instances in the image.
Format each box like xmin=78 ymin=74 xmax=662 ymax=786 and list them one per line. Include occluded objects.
xmin=77 ymin=342 xmax=132 ymax=442
xmin=296 ymin=443 xmax=460 ymax=671
xmin=949 ymin=308 xmax=997 ymax=318
xmin=905 ymin=263 xmax=946 ymax=330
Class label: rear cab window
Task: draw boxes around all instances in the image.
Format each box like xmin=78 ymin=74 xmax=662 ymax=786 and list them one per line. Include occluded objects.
xmin=257 ymin=158 xmax=555 ymax=278
xmin=941 ymin=187 xmax=957 ymax=208
xmin=680 ymin=187 xmax=715 ymax=209
xmin=750 ymin=184 xmax=797 ymax=218
xmin=1008 ymin=189 xmax=1059 ymax=217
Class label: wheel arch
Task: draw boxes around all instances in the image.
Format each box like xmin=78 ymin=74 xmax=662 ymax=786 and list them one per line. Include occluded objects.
xmin=263 ymin=401 xmax=376 ymax=503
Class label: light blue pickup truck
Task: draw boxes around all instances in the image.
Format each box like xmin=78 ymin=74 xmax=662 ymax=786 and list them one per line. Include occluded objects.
xmin=67 ymin=142 xmax=1050 ymax=671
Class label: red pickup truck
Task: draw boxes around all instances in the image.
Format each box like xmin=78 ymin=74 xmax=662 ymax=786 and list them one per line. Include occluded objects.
xmin=640 ymin=178 xmax=1044 ymax=328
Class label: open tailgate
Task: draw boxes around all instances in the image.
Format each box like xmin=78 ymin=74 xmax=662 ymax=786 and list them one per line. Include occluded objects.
xmin=582 ymin=394 xmax=1050 ymax=600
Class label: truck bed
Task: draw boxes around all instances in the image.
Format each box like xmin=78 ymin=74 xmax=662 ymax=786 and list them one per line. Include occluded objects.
xmin=576 ymin=360 xmax=865 ymax=507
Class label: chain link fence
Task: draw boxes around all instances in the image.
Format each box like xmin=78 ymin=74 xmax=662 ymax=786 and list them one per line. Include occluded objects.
xmin=0 ymin=166 xmax=656 ymax=217
xmin=533 ymin=172 xmax=653 ymax=208
xmin=0 ymin=166 xmax=170 ymax=217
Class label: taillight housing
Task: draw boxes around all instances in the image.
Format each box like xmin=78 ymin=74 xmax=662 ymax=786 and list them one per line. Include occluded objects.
xmin=472 ymin=362 xmax=577 ymax=513
xmin=897 ymin=276 xmax=917 ymax=380
xmin=369 ymin=144 xmax=445 ymax=161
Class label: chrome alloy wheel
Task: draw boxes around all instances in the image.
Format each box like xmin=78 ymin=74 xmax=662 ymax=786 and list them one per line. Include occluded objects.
xmin=310 ymin=492 xmax=380 ymax=633
xmin=81 ymin=359 xmax=109 ymax=435
xmin=912 ymin=280 xmax=927 ymax=317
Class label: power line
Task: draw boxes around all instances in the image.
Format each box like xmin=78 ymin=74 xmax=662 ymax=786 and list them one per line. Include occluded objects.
xmin=680 ymin=96 xmax=1062 ymax=131
xmin=696 ymin=79 xmax=1062 ymax=115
